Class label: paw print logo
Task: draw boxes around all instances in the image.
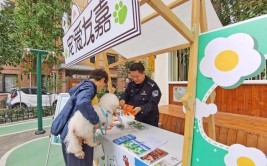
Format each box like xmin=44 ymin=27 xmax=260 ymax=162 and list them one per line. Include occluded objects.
xmin=113 ymin=1 xmax=128 ymax=24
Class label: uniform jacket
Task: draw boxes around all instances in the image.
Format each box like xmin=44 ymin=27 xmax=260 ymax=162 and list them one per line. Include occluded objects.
xmin=122 ymin=76 xmax=161 ymax=126
xmin=51 ymin=80 xmax=99 ymax=140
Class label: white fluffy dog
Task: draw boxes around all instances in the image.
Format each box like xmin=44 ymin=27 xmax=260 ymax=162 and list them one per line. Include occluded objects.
xmin=64 ymin=93 xmax=119 ymax=159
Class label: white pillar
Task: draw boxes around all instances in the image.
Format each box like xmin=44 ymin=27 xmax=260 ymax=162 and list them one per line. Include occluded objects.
xmin=155 ymin=53 xmax=169 ymax=105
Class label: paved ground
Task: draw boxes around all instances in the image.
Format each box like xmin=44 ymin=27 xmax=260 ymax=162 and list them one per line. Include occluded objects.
xmin=0 ymin=126 xmax=50 ymax=158
xmin=0 ymin=117 xmax=100 ymax=166
xmin=0 ymin=117 xmax=54 ymax=165
xmin=0 ymin=117 xmax=53 ymax=137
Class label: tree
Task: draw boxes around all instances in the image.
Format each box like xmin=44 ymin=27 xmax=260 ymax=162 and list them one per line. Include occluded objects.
xmin=0 ymin=0 xmax=21 ymax=68
xmin=117 ymin=60 xmax=154 ymax=82
xmin=117 ymin=61 xmax=135 ymax=79
xmin=211 ymin=0 xmax=267 ymax=79
xmin=15 ymin=0 xmax=71 ymax=72
xmin=0 ymin=0 xmax=71 ymax=71
xmin=14 ymin=0 xmax=71 ymax=52
xmin=211 ymin=0 xmax=267 ymax=26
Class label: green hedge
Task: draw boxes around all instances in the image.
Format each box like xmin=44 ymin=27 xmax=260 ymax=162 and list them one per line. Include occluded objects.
xmin=0 ymin=106 xmax=54 ymax=124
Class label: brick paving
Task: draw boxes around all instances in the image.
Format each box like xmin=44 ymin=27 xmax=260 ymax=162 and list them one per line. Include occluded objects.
xmin=0 ymin=127 xmax=50 ymax=158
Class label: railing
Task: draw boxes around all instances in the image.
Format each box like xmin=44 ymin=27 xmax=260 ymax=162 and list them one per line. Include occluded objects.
xmin=159 ymin=104 xmax=267 ymax=155
xmin=246 ymin=60 xmax=267 ymax=80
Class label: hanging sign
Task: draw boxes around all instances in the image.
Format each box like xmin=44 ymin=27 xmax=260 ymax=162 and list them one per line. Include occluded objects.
xmin=62 ymin=0 xmax=141 ymax=66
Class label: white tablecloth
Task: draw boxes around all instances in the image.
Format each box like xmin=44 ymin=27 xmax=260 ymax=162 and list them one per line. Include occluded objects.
xmin=97 ymin=116 xmax=184 ymax=166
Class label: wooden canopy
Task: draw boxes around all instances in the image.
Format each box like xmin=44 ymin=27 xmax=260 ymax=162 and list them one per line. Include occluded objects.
xmin=112 ymin=0 xmax=221 ymax=60
xmin=98 ymin=1 xmax=222 ymax=165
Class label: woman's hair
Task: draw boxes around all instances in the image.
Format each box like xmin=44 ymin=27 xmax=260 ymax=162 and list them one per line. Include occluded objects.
xmin=129 ymin=62 xmax=145 ymax=73
xmin=89 ymin=69 xmax=108 ymax=83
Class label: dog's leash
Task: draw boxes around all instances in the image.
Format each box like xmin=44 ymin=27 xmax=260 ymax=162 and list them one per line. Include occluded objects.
xmin=93 ymin=108 xmax=112 ymax=143
xmin=100 ymin=108 xmax=112 ymax=134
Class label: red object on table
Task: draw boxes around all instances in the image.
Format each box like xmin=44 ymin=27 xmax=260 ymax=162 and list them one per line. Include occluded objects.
xmin=123 ymin=104 xmax=137 ymax=115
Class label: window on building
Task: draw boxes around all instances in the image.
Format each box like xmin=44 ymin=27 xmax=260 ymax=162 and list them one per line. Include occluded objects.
xmin=90 ymin=57 xmax=95 ymax=63
xmin=111 ymin=78 xmax=117 ymax=87
xmin=169 ymin=48 xmax=267 ymax=82
xmin=107 ymin=54 xmax=116 ymax=64
xmin=169 ymin=48 xmax=190 ymax=82
xmin=4 ymin=74 xmax=17 ymax=93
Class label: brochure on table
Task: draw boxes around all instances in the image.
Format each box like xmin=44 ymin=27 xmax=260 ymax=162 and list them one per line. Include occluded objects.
xmin=97 ymin=116 xmax=183 ymax=166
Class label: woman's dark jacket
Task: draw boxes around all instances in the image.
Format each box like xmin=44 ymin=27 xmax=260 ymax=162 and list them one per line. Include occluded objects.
xmin=51 ymin=80 xmax=99 ymax=140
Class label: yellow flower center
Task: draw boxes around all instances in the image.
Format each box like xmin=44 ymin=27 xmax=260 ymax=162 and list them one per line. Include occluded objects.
xmin=215 ymin=50 xmax=239 ymax=71
xmin=237 ymin=156 xmax=255 ymax=166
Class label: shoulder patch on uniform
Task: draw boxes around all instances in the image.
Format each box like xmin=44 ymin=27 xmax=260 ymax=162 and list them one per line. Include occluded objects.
xmin=152 ymin=90 xmax=159 ymax=97
xmin=148 ymin=82 xmax=155 ymax=87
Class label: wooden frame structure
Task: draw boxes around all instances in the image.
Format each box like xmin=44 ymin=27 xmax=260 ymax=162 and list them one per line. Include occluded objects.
xmin=111 ymin=1 xmax=211 ymax=165
xmin=84 ymin=1 xmax=218 ymax=165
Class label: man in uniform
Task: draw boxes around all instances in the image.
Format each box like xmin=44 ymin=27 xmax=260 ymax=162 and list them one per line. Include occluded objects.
xmin=119 ymin=63 xmax=162 ymax=127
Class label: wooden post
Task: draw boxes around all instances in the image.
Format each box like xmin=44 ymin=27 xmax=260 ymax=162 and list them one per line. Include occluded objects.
xmin=95 ymin=54 xmax=101 ymax=68
xmin=109 ymin=44 xmax=190 ymax=68
xmin=181 ymin=0 xmax=200 ymax=165
xmin=206 ymin=91 xmax=216 ymax=140
xmin=94 ymin=54 xmax=102 ymax=166
xmin=141 ymin=0 xmax=189 ymax=24
xmin=147 ymin=0 xmax=194 ymax=42
xmin=200 ymin=0 xmax=208 ymax=33
xmin=102 ymin=52 xmax=115 ymax=93
xmin=200 ymin=0 xmax=216 ymax=140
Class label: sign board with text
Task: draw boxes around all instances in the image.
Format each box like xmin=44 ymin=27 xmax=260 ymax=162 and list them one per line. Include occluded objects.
xmin=63 ymin=0 xmax=141 ymax=66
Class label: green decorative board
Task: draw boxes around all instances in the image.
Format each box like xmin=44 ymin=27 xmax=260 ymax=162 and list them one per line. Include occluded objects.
xmin=191 ymin=15 xmax=267 ymax=166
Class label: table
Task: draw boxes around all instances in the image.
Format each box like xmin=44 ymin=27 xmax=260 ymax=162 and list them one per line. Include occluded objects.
xmin=97 ymin=116 xmax=184 ymax=166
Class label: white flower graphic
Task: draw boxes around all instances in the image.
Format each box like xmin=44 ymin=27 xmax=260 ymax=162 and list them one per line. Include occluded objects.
xmin=225 ymin=144 xmax=267 ymax=166
xmin=195 ymin=98 xmax=217 ymax=120
xmin=200 ymin=33 xmax=262 ymax=88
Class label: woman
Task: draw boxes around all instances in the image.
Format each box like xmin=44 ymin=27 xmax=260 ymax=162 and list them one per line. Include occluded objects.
xmin=54 ymin=69 xmax=108 ymax=166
